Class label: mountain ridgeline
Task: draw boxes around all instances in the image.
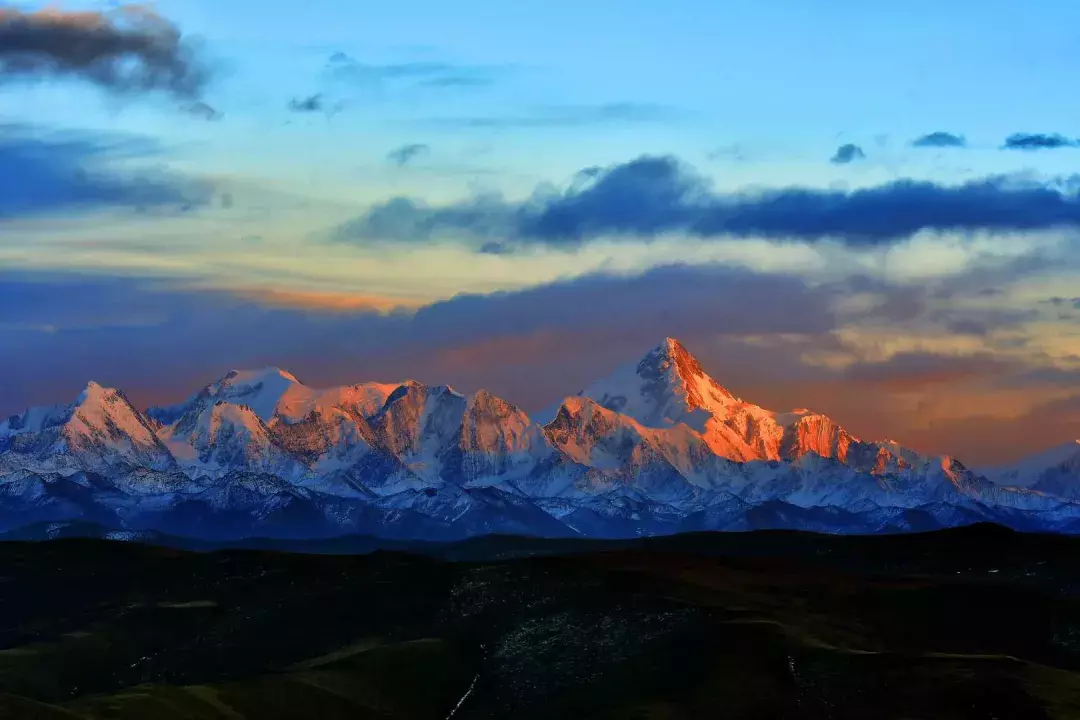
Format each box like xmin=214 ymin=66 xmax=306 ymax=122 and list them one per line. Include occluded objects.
xmin=2 ymin=338 xmax=1080 ymax=540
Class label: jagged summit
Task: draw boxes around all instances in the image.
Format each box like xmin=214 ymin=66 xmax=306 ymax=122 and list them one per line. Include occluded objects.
xmin=75 ymin=380 xmax=127 ymax=404
xmin=580 ymin=337 xmax=739 ymax=433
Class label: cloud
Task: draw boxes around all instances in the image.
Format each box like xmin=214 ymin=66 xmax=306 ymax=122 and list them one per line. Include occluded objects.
xmin=843 ymin=352 xmax=1014 ymax=391
xmin=417 ymin=75 xmax=494 ymax=88
xmin=185 ymin=101 xmax=222 ymax=121
xmin=409 ymin=263 xmax=837 ymax=345
xmin=0 ymin=4 xmax=212 ymax=102
xmin=0 ymin=264 xmax=836 ymax=417
xmin=911 ymin=132 xmax=966 ymax=148
xmin=1042 ymin=296 xmax=1080 ymax=309
xmin=233 ymin=288 xmax=422 ymax=313
xmin=287 ymin=93 xmax=324 ymax=113
xmin=427 ymin=103 xmax=677 ymax=129
xmin=337 ymin=154 xmax=1080 ymax=248
xmin=707 ymin=144 xmax=749 ymax=162
xmin=830 ymin=143 xmax=866 ymax=164
xmin=1002 ymin=133 xmax=1078 ymax=151
xmin=6 ymin=266 xmax=1080 ymax=465
xmin=0 ymin=124 xmax=214 ymax=218
xmin=386 ymin=143 xmax=430 ymax=166
xmin=932 ymin=308 xmax=1040 ymax=338
xmin=478 ymin=241 xmax=513 ymax=255
xmin=326 ymin=53 xmax=497 ymax=89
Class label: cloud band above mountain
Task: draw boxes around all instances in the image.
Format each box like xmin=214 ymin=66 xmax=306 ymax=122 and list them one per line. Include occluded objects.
xmin=338 ymin=155 xmax=1080 ymax=248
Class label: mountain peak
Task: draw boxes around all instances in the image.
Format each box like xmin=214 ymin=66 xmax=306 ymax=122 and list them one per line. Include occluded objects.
xmin=638 ymin=338 xmax=736 ymax=406
xmin=222 ymin=367 xmax=300 ymax=387
xmin=639 ymin=337 xmax=711 ymax=385
xmin=660 ymin=336 xmax=687 ymax=355
xmin=76 ymin=381 xmax=122 ymax=406
xmin=575 ymin=337 xmax=738 ymax=433
xmin=644 ymin=337 xmax=691 ymax=363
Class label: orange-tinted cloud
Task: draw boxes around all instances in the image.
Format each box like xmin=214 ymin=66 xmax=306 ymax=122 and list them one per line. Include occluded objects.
xmin=234 ymin=288 xmax=422 ymax=314
xmin=4 ymin=266 xmax=1079 ymax=466
xmin=842 ymin=352 xmax=1015 ymax=392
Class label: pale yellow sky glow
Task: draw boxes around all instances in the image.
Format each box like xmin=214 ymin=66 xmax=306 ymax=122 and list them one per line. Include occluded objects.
xmin=7 ymin=200 xmax=1068 ymax=307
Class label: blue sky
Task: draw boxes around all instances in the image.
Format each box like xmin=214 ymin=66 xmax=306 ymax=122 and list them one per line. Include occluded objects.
xmin=7 ymin=0 xmax=1080 ymax=192
xmin=3 ymin=0 xmax=1080 ymax=463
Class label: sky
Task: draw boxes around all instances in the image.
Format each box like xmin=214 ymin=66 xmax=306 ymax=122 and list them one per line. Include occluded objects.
xmin=3 ymin=0 xmax=1080 ymax=465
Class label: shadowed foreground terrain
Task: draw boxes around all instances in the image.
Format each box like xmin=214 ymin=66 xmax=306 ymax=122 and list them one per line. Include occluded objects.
xmin=2 ymin=525 xmax=1080 ymax=718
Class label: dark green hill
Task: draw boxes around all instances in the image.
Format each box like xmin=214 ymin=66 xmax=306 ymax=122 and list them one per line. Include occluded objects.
xmin=1 ymin=525 xmax=1079 ymax=718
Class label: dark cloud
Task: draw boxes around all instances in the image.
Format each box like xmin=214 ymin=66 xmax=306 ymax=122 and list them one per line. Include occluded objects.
xmin=934 ymin=308 xmax=1039 ymax=337
xmin=410 ymin=264 xmax=837 ymax=346
xmin=830 ymin=143 xmax=866 ymax=164
xmin=386 ymin=143 xmax=430 ymax=166
xmin=0 ymin=264 xmax=836 ymax=417
xmin=478 ymin=241 xmax=513 ymax=255
xmin=911 ymin=132 xmax=966 ymax=148
xmin=1002 ymin=133 xmax=1078 ymax=151
xmin=854 ymin=280 xmax=927 ymax=323
xmin=5 ymin=266 xmax=1079 ymax=466
xmin=338 ymin=155 xmax=1080 ymax=248
xmin=946 ymin=319 xmax=993 ymax=336
xmin=0 ymin=4 xmax=212 ymax=102
xmin=287 ymin=93 xmax=323 ymax=113
xmin=185 ymin=101 xmax=222 ymax=121
xmin=929 ymin=254 xmax=1058 ymax=301
xmin=1042 ymin=296 xmax=1080 ymax=309
xmin=0 ymin=124 xmax=214 ymax=218
xmin=428 ymin=103 xmax=676 ymax=129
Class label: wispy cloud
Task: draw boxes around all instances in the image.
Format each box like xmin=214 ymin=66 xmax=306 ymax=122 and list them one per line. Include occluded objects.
xmin=326 ymin=52 xmax=498 ymax=89
xmin=416 ymin=75 xmax=494 ymax=88
xmin=426 ymin=102 xmax=677 ymax=130
xmin=0 ymin=124 xmax=214 ymax=219
xmin=386 ymin=143 xmax=430 ymax=166
xmin=0 ymin=4 xmax=213 ymax=104
xmin=1042 ymin=296 xmax=1080 ymax=309
xmin=338 ymin=155 xmax=1080 ymax=248
xmin=707 ymin=144 xmax=749 ymax=162
xmin=1002 ymin=133 xmax=1079 ymax=151
xmin=234 ymin=288 xmax=421 ymax=313
xmin=911 ymin=132 xmax=966 ymax=148
xmin=830 ymin=143 xmax=866 ymax=164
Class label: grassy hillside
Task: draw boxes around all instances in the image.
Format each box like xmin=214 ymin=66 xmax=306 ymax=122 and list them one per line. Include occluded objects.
xmin=1 ymin=526 xmax=1079 ymax=718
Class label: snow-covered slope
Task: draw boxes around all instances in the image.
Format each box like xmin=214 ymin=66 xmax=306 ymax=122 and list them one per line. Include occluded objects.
xmin=0 ymin=382 xmax=177 ymax=475
xmin=3 ymin=338 xmax=1080 ymax=539
xmin=159 ymin=400 xmax=305 ymax=480
xmin=576 ymin=338 xmax=923 ymax=475
xmin=979 ymin=440 xmax=1080 ymax=499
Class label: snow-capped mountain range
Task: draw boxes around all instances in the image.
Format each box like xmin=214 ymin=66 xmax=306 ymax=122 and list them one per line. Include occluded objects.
xmin=3 ymin=338 xmax=1080 ymax=540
